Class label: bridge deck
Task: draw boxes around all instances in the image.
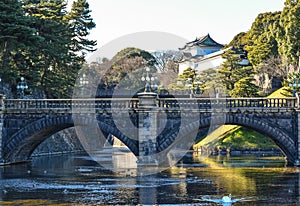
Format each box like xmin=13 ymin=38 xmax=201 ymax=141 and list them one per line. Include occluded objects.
xmin=1 ymin=97 xmax=297 ymax=113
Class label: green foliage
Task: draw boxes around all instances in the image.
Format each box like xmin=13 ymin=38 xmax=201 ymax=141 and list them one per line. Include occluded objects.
xmin=246 ymin=11 xmax=281 ymax=67
xmin=66 ymin=0 xmax=97 ymax=55
xmin=197 ymin=68 xmax=219 ymax=94
xmin=174 ymin=67 xmax=196 ymax=91
xmin=218 ymin=50 xmax=254 ymax=93
xmin=195 ymin=125 xmax=278 ymax=150
xmin=112 ymin=47 xmax=157 ymax=67
xmin=218 ymin=127 xmax=278 ymax=149
xmin=229 ymin=77 xmax=260 ymax=97
xmin=169 ymin=67 xmax=221 ymax=94
xmin=178 ymin=67 xmax=196 ymax=82
xmin=0 ymin=0 xmax=96 ymax=98
xmin=23 ymin=0 xmax=72 ymax=98
xmin=243 ymin=2 xmax=300 ymax=85
xmin=167 ymin=82 xmax=186 ymax=91
xmin=226 ymin=32 xmax=248 ymax=51
xmin=282 ymin=72 xmax=300 ymax=96
xmin=268 ymin=86 xmax=292 ymax=98
xmin=100 ymin=47 xmax=157 ymax=90
xmin=278 ymin=0 xmax=300 ymax=66
xmin=0 ymin=0 xmax=40 ymax=82
xmin=195 ymin=86 xmax=293 ymax=150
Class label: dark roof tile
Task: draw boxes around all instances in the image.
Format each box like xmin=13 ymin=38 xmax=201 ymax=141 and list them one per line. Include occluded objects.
xmin=180 ymin=34 xmax=224 ymax=50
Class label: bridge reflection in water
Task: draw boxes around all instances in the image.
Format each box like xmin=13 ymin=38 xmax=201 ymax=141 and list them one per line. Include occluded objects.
xmin=1 ymin=151 xmax=300 ymax=205
xmin=0 ymin=96 xmax=300 ymax=167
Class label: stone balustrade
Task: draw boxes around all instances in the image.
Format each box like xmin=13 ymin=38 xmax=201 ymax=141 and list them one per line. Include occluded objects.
xmin=158 ymin=97 xmax=297 ymax=110
xmin=3 ymin=98 xmax=139 ymax=112
xmin=1 ymin=97 xmax=297 ymax=113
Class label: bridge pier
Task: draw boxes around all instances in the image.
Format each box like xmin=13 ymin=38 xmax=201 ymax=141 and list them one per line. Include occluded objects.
xmin=137 ymin=92 xmax=158 ymax=168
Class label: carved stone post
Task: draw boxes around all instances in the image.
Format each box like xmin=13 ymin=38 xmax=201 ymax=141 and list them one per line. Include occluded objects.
xmin=0 ymin=94 xmax=5 ymax=164
xmin=137 ymin=92 xmax=158 ymax=205
xmin=296 ymin=110 xmax=300 ymax=166
xmin=137 ymin=91 xmax=158 ymax=166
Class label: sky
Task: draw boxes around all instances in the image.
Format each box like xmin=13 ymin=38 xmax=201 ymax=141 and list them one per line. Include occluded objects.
xmin=74 ymin=0 xmax=285 ymax=60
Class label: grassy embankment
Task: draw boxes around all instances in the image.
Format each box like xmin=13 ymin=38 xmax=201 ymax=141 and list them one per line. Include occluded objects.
xmin=193 ymin=87 xmax=292 ymax=151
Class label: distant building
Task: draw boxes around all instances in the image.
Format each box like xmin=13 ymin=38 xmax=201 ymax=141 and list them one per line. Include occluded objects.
xmin=178 ymin=34 xmax=250 ymax=74
xmin=180 ymin=33 xmax=224 ymax=56
xmin=178 ymin=34 xmax=226 ymax=74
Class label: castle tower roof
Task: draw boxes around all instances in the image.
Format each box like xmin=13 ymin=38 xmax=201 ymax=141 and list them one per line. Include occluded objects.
xmin=180 ymin=34 xmax=224 ymax=50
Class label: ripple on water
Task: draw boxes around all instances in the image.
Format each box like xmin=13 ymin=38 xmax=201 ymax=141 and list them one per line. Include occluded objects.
xmin=0 ymin=175 xmax=208 ymax=192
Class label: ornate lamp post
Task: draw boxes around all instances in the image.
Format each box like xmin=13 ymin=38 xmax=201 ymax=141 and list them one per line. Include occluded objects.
xmin=79 ymin=73 xmax=89 ymax=98
xmin=186 ymin=78 xmax=193 ymax=95
xmin=292 ymin=74 xmax=297 ymax=97
xmin=138 ymin=67 xmax=158 ymax=108
xmin=0 ymin=77 xmax=2 ymax=94
xmin=141 ymin=67 xmax=156 ymax=93
xmin=0 ymin=76 xmax=4 ymax=99
xmin=289 ymin=74 xmax=300 ymax=97
xmin=79 ymin=73 xmax=88 ymax=86
xmin=194 ymin=80 xmax=201 ymax=94
xmin=16 ymin=77 xmax=28 ymax=99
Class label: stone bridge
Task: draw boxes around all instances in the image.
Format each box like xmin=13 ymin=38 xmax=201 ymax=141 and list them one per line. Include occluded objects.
xmin=1 ymin=94 xmax=300 ymax=166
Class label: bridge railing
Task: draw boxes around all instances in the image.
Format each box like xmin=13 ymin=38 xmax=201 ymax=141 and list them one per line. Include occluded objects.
xmin=158 ymin=97 xmax=297 ymax=110
xmin=3 ymin=98 xmax=140 ymax=112
xmin=4 ymin=99 xmax=73 ymax=110
xmin=225 ymin=97 xmax=297 ymax=108
xmin=2 ymin=97 xmax=298 ymax=112
xmin=72 ymin=98 xmax=139 ymax=111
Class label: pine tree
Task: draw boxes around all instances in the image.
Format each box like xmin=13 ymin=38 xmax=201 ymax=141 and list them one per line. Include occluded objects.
xmin=246 ymin=11 xmax=281 ymax=68
xmin=100 ymin=47 xmax=156 ymax=89
xmin=226 ymin=32 xmax=248 ymax=52
xmin=0 ymin=0 xmax=39 ymax=83
xmin=0 ymin=0 xmax=97 ymax=98
xmin=218 ymin=50 xmax=253 ymax=92
xmin=168 ymin=67 xmax=197 ymax=92
xmin=21 ymin=0 xmax=74 ymax=98
xmin=66 ymin=0 xmax=97 ymax=57
xmin=230 ymin=77 xmax=259 ymax=97
xmin=278 ymin=0 xmax=300 ymax=67
xmin=21 ymin=0 xmax=96 ymax=98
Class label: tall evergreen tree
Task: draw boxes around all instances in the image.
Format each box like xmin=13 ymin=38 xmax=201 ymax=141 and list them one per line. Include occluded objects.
xmin=0 ymin=0 xmax=39 ymax=83
xmin=246 ymin=12 xmax=281 ymax=68
xmin=229 ymin=77 xmax=259 ymax=97
xmin=218 ymin=50 xmax=253 ymax=92
xmin=66 ymin=0 xmax=97 ymax=57
xmin=20 ymin=0 xmax=96 ymax=98
xmin=168 ymin=67 xmax=196 ymax=91
xmin=100 ymin=47 xmax=156 ymax=89
xmin=226 ymin=32 xmax=248 ymax=52
xmin=278 ymin=0 xmax=300 ymax=67
xmin=22 ymin=0 xmax=73 ymax=98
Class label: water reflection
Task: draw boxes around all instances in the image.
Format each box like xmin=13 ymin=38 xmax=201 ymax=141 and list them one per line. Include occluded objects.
xmin=0 ymin=150 xmax=300 ymax=205
xmin=193 ymin=154 xmax=257 ymax=196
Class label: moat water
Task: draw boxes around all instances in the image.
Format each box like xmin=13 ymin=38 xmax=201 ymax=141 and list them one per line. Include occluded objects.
xmin=0 ymin=148 xmax=300 ymax=205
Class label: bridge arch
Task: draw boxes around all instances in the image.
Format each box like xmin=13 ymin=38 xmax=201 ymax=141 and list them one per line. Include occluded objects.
xmin=224 ymin=113 xmax=295 ymax=163
xmin=3 ymin=114 xmax=138 ymax=163
xmin=3 ymin=111 xmax=297 ymax=165
xmin=3 ymin=115 xmax=74 ymax=163
xmin=157 ymin=113 xmax=296 ymax=164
